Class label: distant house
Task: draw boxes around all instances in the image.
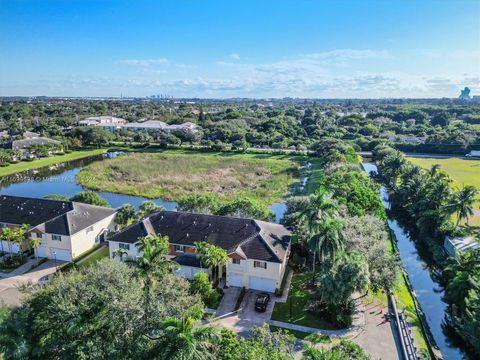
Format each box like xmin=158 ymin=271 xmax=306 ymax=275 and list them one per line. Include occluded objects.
xmin=122 ymin=120 xmax=199 ymax=134
xmin=0 ymin=195 xmax=117 ymax=261
xmin=444 ymin=236 xmax=480 ymax=257
xmin=109 ymin=211 xmax=291 ymax=292
xmin=0 ymin=132 xmax=61 ymax=159
xmin=387 ymin=135 xmax=427 ymax=144
xmin=79 ymin=116 xmax=126 ymax=126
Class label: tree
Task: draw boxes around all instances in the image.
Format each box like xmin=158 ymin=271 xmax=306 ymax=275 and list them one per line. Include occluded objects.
xmin=191 ymin=272 xmax=221 ymax=309
xmin=29 ymin=235 xmax=42 ymax=260
xmin=313 ymin=218 xmax=345 ymax=263
xmin=44 ymin=194 xmax=70 ymax=201
xmin=151 ymin=315 xmax=219 ymax=360
xmin=116 ymin=204 xmax=136 ymax=227
xmin=195 ymin=241 xmax=229 ymax=282
xmin=178 ymin=193 xmax=221 ymax=214
xmin=431 ymin=111 xmax=451 ymax=127
xmin=0 ymin=224 xmax=30 ymax=257
xmin=303 ymin=339 xmax=372 ymax=360
xmin=447 ymin=185 xmax=478 ymax=227
xmin=217 ymin=197 xmax=274 ymax=221
xmin=137 ymin=200 xmax=165 ymax=220
xmin=70 ymin=191 xmax=110 ymax=207
xmin=113 ymin=247 xmax=128 ymax=260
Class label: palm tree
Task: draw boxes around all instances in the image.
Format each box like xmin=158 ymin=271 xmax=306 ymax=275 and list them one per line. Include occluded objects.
xmin=113 ymin=247 xmax=128 ymax=261
xmin=379 ymin=152 xmax=406 ymax=191
xmin=153 ymin=316 xmax=218 ymax=360
xmin=29 ymin=236 xmax=42 ymax=261
xmin=195 ymin=241 xmax=229 ymax=283
xmin=294 ymin=188 xmax=337 ymax=286
xmin=447 ymin=185 xmax=478 ymax=227
xmin=313 ymin=218 xmax=345 ymax=263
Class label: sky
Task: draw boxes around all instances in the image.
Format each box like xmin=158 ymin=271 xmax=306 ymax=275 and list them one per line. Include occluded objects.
xmin=0 ymin=0 xmax=479 ymax=98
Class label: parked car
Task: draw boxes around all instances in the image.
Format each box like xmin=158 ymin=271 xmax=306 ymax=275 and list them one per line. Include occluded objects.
xmin=254 ymin=292 xmax=270 ymax=312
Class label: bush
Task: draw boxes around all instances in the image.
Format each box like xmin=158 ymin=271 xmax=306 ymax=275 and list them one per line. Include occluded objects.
xmin=304 ymin=333 xmax=331 ymax=343
xmin=289 ymin=253 xmax=306 ymax=272
xmin=192 ymin=272 xmax=222 ymax=309
xmin=0 ymin=254 xmax=27 ymax=269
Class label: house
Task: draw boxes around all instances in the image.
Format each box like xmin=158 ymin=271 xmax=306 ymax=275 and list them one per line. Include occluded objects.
xmin=0 ymin=195 xmax=117 ymax=261
xmin=122 ymin=120 xmax=199 ymax=134
xmin=444 ymin=235 xmax=480 ymax=257
xmin=0 ymin=132 xmax=61 ymax=159
xmin=109 ymin=211 xmax=291 ymax=292
xmin=78 ymin=116 xmax=126 ymax=127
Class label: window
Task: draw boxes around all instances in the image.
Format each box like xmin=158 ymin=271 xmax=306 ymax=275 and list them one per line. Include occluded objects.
xmin=119 ymin=243 xmax=130 ymax=251
xmin=254 ymin=261 xmax=267 ymax=269
xmin=174 ymin=245 xmax=185 ymax=252
xmin=232 ymin=258 xmax=241 ymax=265
xmin=52 ymin=234 xmax=62 ymax=241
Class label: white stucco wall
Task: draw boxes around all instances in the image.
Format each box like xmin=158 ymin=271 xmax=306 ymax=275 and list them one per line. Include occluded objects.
xmin=226 ymin=259 xmax=283 ymax=289
xmin=70 ymin=213 xmax=116 ymax=258
xmin=109 ymin=240 xmax=140 ymax=261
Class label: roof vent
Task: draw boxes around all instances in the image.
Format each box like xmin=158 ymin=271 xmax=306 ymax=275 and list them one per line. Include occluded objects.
xmin=186 ymin=233 xmax=189 ymax=237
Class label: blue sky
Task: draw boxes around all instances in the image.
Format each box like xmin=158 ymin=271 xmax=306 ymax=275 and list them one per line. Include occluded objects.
xmin=0 ymin=0 xmax=479 ymax=98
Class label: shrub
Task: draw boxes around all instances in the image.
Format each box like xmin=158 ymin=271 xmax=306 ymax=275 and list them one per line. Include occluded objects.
xmin=192 ymin=272 xmax=222 ymax=308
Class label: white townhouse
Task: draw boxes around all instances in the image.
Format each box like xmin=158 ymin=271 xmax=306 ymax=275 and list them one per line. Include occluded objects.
xmin=109 ymin=211 xmax=291 ymax=293
xmin=0 ymin=195 xmax=117 ymax=261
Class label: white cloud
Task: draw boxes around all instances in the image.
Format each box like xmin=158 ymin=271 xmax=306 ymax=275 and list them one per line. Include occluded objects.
xmin=119 ymin=58 xmax=169 ymax=67
xmin=228 ymin=53 xmax=240 ymax=60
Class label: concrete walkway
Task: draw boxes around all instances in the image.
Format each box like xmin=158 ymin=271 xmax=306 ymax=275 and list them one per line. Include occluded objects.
xmin=0 ymin=257 xmax=40 ymax=278
xmin=0 ymin=260 xmax=62 ymax=306
xmin=215 ymin=286 xmax=241 ymax=317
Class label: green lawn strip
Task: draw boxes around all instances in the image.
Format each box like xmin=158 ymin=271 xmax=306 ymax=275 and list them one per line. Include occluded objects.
xmin=406 ymin=157 xmax=480 ymax=227
xmin=271 ymin=273 xmax=339 ymax=330
xmin=269 ymin=325 xmax=312 ymax=340
xmin=0 ymin=149 xmax=107 ymax=177
xmin=77 ymin=150 xmax=307 ymax=206
xmin=76 ymin=246 xmax=109 ymax=268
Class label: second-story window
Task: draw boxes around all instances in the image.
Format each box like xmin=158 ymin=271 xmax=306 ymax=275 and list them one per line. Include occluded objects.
xmin=52 ymin=234 xmax=62 ymax=241
xmin=254 ymin=261 xmax=267 ymax=269
xmin=232 ymin=258 xmax=241 ymax=265
xmin=119 ymin=243 xmax=130 ymax=250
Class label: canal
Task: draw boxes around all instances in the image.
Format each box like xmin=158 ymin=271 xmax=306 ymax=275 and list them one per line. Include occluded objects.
xmin=363 ymin=163 xmax=466 ymax=360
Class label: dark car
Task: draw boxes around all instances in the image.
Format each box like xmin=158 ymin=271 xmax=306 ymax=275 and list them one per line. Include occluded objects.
xmin=254 ymin=292 xmax=271 ymax=312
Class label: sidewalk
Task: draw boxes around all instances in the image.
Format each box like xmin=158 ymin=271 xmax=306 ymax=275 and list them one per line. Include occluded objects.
xmin=0 ymin=257 xmax=39 ymax=278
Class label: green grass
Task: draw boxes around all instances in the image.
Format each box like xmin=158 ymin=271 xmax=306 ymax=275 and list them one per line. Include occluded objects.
xmin=406 ymin=157 xmax=480 ymax=226
xmin=271 ymin=273 xmax=340 ymax=330
xmin=77 ymin=150 xmax=303 ymax=205
xmin=269 ymin=325 xmax=317 ymax=340
xmin=0 ymin=149 xmax=107 ymax=177
xmin=77 ymin=246 xmax=109 ymax=268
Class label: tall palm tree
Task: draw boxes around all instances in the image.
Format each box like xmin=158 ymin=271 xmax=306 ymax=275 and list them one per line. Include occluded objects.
xmin=152 ymin=316 xmax=218 ymax=360
xmin=195 ymin=242 xmax=228 ymax=282
xmin=312 ymin=218 xmax=345 ymax=263
xmin=29 ymin=236 xmax=42 ymax=261
xmin=447 ymin=185 xmax=478 ymax=227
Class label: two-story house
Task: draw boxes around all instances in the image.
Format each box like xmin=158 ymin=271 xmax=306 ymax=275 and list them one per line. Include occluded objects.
xmin=0 ymin=195 xmax=117 ymax=261
xmin=109 ymin=211 xmax=291 ymax=293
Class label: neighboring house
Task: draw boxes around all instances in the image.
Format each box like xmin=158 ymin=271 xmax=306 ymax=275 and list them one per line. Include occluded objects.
xmin=109 ymin=211 xmax=291 ymax=292
xmin=78 ymin=116 xmax=127 ymax=127
xmin=122 ymin=120 xmax=199 ymax=133
xmin=0 ymin=132 xmax=61 ymax=159
xmin=0 ymin=195 xmax=117 ymax=261
xmin=444 ymin=235 xmax=480 ymax=257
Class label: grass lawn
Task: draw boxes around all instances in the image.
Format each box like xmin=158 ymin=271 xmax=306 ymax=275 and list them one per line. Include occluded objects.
xmin=77 ymin=150 xmax=303 ymax=205
xmin=406 ymin=157 xmax=480 ymax=227
xmin=0 ymin=149 xmax=107 ymax=177
xmin=77 ymin=246 xmax=109 ymax=268
xmin=271 ymin=273 xmax=340 ymax=330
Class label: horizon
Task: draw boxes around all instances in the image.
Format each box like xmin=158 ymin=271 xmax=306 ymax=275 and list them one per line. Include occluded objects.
xmin=1 ymin=0 xmax=479 ymax=98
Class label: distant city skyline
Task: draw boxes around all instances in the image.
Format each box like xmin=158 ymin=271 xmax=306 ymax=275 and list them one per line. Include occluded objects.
xmin=0 ymin=0 xmax=479 ymax=98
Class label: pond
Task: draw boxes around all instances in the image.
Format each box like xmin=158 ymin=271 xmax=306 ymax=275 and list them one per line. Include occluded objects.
xmin=363 ymin=162 xmax=467 ymax=360
xmin=0 ymin=151 xmax=300 ymax=223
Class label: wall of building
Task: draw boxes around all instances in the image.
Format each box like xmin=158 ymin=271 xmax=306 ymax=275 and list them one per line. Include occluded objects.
xmin=226 ymin=258 xmax=283 ymax=289
xmin=70 ymin=214 xmax=116 ymax=258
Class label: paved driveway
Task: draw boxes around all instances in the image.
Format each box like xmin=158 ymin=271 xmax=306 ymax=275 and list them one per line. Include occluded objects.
xmin=0 ymin=260 xmax=61 ymax=307
xmin=214 ymin=289 xmax=275 ymax=335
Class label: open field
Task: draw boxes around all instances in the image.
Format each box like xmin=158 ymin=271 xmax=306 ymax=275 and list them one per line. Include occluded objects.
xmin=77 ymin=150 xmax=303 ymax=205
xmin=406 ymin=157 xmax=480 ymax=226
xmin=0 ymin=149 xmax=107 ymax=177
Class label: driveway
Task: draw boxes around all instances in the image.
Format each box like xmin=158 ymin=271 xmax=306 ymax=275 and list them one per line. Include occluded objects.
xmin=214 ymin=289 xmax=275 ymax=335
xmin=0 ymin=260 xmax=62 ymax=307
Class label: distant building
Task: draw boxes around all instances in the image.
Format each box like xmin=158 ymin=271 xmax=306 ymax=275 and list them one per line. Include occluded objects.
xmin=466 ymin=150 xmax=480 ymax=158
xmin=459 ymin=87 xmax=471 ymax=100
xmin=387 ymin=135 xmax=427 ymax=144
xmin=78 ymin=116 xmax=127 ymax=128
xmin=0 ymin=132 xmax=61 ymax=159
xmin=444 ymin=236 xmax=480 ymax=257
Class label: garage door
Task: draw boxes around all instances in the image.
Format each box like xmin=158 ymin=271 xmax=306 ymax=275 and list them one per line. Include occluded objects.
xmin=229 ymin=273 xmax=243 ymax=287
xmin=249 ymin=276 xmax=276 ymax=292
xmin=50 ymin=249 xmax=71 ymax=261
xmin=177 ymin=266 xmax=192 ymax=279
xmin=37 ymin=246 xmax=47 ymax=258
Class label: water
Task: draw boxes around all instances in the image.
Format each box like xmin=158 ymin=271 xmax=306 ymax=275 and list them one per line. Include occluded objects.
xmin=362 ymin=163 xmax=466 ymax=360
xmin=0 ymin=152 xmax=288 ymax=222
